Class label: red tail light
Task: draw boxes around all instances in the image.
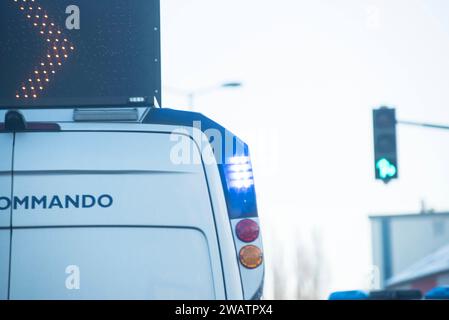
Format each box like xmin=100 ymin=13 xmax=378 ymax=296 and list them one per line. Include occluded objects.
xmin=236 ymin=219 xmax=260 ymax=243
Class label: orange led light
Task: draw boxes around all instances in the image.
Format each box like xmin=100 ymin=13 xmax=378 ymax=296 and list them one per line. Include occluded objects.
xmin=239 ymin=245 xmax=263 ymax=269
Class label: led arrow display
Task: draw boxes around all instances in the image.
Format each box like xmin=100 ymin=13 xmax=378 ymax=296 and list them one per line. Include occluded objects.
xmin=12 ymin=0 xmax=75 ymax=101
xmin=0 ymin=0 xmax=161 ymax=109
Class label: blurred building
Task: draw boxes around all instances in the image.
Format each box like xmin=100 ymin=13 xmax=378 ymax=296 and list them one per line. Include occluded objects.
xmin=370 ymin=212 xmax=449 ymax=290
xmin=386 ymin=244 xmax=449 ymax=292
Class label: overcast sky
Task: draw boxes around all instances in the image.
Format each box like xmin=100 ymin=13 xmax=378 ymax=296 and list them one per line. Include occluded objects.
xmin=162 ymin=0 xmax=449 ymax=297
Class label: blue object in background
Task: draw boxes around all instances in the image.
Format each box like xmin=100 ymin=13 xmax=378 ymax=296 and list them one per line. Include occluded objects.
xmin=425 ymin=286 xmax=449 ymax=300
xmin=328 ymin=290 xmax=369 ymax=300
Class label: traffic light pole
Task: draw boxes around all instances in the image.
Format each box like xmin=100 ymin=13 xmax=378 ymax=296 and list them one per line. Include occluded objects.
xmin=372 ymin=107 xmax=449 ymax=183
xmin=397 ymin=120 xmax=449 ymax=131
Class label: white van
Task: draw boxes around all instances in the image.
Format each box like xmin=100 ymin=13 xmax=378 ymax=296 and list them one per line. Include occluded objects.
xmin=0 ymin=107 xmax=264 ymax=300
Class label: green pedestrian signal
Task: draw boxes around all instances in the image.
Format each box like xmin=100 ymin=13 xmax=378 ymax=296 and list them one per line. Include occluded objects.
xmin=376 ymin=158 xmax=397 ymax=180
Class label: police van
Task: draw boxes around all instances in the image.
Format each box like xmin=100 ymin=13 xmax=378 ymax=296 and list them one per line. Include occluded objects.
xmin=0 ymin=0 xmax=264 ymax=299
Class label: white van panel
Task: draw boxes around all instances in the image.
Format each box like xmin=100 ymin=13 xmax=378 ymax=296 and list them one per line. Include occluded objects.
xmin=10 ymin=131 xmax=227 ymax=299
xmin=12 ymin=132 xmax=207 ymax=227
xmin=13 ymin=131 xmax=199 ymax=172
xmin=10 ymin=228 xmax=215 ymax=300
xmin=12 ymin=173 xmax=213 ymax=227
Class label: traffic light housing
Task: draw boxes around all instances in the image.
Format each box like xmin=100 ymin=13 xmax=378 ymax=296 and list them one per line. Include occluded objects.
xmin=373 ymin=107 xmax=398 ymax=183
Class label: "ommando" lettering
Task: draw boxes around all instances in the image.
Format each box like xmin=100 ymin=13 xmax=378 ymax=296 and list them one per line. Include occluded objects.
xmin=0 ymin=194 xmax=113 ymax=211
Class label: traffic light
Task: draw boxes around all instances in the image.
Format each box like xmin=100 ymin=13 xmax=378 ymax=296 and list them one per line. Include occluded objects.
xmin=373 ymin=107 xmax=398 ymax=183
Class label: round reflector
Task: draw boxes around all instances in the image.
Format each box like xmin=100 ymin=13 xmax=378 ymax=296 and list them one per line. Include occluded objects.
xmin=236 ymin=219 xmax=260 ymax=242
xmin=239 ymin=245 xmax=263 ymax=269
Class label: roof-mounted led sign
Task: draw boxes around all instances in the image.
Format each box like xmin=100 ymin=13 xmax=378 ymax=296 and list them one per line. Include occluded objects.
xmin=0 ymin=0 xmax=161 ymax=109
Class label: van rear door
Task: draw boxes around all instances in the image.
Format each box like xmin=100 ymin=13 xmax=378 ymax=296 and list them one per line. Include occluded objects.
xmin=9 ymin=130 xmax=226 ymax=299
xmin=0 ymin=132 xmax=13 ymax=299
